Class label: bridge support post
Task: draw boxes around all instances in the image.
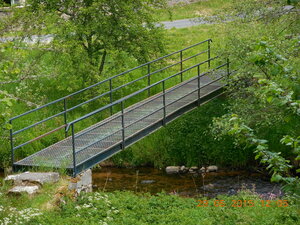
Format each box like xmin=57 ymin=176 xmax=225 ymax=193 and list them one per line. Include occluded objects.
xmin=162 ymin=81 xmax=166 ymax=126
xmin=121 ymin=101 xmax=125 ymax=150
xmin=147 ymin=64 xmax=151 ymax=97
xmin=63 ymin=99 xmax=68 ymax=138
xmin=180 ymin=50 xmax=183 ymax=82
xmin=197 ymin=65 xmax=201 ymax=106
xmin=208 ymin=40 xmax=211 ymax=69
xmin=69 ymin=169 xmax=92 ymax=195
xmin=109 ymin=79 xmax=113 ymax=115
xmin=9 ymin=120 xmax=15 ymax=172
xmin=71 ymin=124 xmax=77 ymax=177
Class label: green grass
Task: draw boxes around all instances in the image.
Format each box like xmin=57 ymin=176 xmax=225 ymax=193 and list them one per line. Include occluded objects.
xmin=0 ymin=179 xmax=299 ymax=225
xmin=2 ymin=0 xmax=297 ymax=170
xmin=155 ymin=0 xmax=234 ymax=21
xmin=0 ymin=23 xmax=222 ymax=169
xmin=111 ymin=96 xmax=254 ymax=168
xmin=165 ymin=23 xmax=226 ymax=53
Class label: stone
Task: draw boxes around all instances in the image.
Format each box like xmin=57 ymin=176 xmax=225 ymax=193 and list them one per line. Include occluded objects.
xmin=77 ymin=169 xmax=92 ymax=187
xmin=202 ymin=183 xmax=214 ymax=190
xmin=5 ymin=172 xmax=60 ymax=186
xmin=8 ymin=185 xmax=39 ymax=195
xmin=207 ymin=166 xmax=218 ymax=172
xmin=165 ymin=166 xmax=180 ymax=174
xmin=283 ymin=5 xmax=294 ymax=11
xmin=68 ymin=169 xmax=92 ymax=195
xmin=199 ymin=167 xmax=206 ymax=173
xmin=227 ymin=189 xmax=236 ymax=196
xmin=179 ymin=166 xmax=188 ymax=173
xmin=188 ymin=166 xmax=198 ymax=173
xmin=68 ymin=182 xmax=77 ymax=190
xmin=140 ymin=180 xmax=155 ymax=184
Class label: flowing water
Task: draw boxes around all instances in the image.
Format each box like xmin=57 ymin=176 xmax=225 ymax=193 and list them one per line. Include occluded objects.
xmin=92 ymin=167 xmax=282 ymax=198
xmin=0 ymin=168 xmax=282 ymax=198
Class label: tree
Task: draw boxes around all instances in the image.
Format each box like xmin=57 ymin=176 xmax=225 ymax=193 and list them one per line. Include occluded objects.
xmin=0 ymin=0 xmax=10 ymax=7
xmin=0 ymin=93 xmax=12 ymax=131
xmin=0 ymin=43 xmax=14 ymax=131
xmin=17 ymin=0 xmax=167 ymax=85
xmin=210 ymin=0 xmax=300 ymax=197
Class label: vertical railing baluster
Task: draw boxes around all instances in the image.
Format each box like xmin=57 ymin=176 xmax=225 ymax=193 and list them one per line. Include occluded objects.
xmin=147 ymin=64 xmax=151 ymax=97
xmin=197 ymin=65 xmax=201 ymax=106
xmin=71 ymin=124 xmax=77 ymax=177
xmin=9 ymin=120 xmax=14 ymax=172
xmin=162 ymin=81 xmax=166 ymax=125
xmin=180 ymin=51 xmax=183 ymax=82
xmin=63 ymin=98 xmax=68 ymax=138
xmin=121 ymin=101 xmax=125 ymax=150
xmin=109 ymin=79 xmax=113 ymax=115
xmin=208 ymin=40 xmax=211 ymax=69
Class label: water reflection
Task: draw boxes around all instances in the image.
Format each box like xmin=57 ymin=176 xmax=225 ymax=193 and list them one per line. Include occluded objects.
xmin=0 ymin=168 xmax=281 ymax=198
xmin=92 ymin=167 xmax=282 ymax=198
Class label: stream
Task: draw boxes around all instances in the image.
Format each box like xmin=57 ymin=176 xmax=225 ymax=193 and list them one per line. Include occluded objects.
xmin=92 ymin=167 xmax=282 ymax=198
xmin=0 ymin=168 xmax=282 ymax=198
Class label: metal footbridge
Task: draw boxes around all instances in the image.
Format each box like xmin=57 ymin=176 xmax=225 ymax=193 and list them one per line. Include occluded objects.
xmin=9 ymin=39 xmax=231 ymax=176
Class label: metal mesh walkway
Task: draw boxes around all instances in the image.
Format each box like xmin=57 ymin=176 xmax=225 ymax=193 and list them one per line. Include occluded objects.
xmin=9 ymin=39 xmax=231 ymax=176
xmin=14 ymin=73 xmax=224 ymax=170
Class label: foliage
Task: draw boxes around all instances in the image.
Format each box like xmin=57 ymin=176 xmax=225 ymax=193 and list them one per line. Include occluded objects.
xmin=212 ymin=114 xmax=300 ymax=198
xmin=113 ymin=98 xmax=254 ymax=168
xmin=0 ymin=43 xmax=14 ymax=131
xmin=210 ymin=0 xmax=300 ymax=197
xmin=0 ymin=0 xmax=9 ymax=7
xmin=0 ymin=0 xmax=168 ymax=168
xmin=0 ymin=93 xmax=12 ymax=131
xmin=12 ymin=0 xmax=167 ymax=85
xmin=0 ymin=183 xmax=299 ymax=225
xmin=155 ymin=0 xmax=234 ymax=21
xmin=0 ymin=0 xmax=299 ymax=172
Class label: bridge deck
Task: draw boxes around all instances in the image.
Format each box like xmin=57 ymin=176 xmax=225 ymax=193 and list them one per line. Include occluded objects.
xmin=15 ymin=72 xmax=225 ymax=172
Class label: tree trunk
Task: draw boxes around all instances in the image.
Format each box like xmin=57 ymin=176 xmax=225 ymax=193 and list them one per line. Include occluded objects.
xmin=99 ymin=50 xmax=107 ymax=75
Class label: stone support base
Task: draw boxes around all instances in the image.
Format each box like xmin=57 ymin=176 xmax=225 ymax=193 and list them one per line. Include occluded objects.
xmin=68 ymin=169 xmax=92 ymax=195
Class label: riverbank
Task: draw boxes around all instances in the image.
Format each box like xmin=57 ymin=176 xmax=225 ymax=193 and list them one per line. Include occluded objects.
xmin=0 ymin=174 xmax=299 ymax=225
xmin=0 ymin=166 xmax=283 ymax=199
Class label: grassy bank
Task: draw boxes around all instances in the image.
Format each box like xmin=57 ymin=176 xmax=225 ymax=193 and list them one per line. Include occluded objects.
xmin=111 ymin=96 xmax=255 ymax=169
xmin=0 ymin=23 xmax=227 ymax=169
xmin=0 ymin=178 xmax=299 ymax=225
xmin=155 ymin=0 xmax=234 ymax=21
xmin=1 ymin=20 xmax=294 ymax=169
xmin=1 ymin=0 xmax=299 ymax=175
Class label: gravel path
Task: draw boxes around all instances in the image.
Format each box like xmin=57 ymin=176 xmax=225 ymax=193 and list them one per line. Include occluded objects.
xmin=160 ymin=17 xmax=216 ymax=29
xmin=0 ymin=16 xmax=215 ymax=44
xmin=168 ymin=0 xmax=202 ymax=6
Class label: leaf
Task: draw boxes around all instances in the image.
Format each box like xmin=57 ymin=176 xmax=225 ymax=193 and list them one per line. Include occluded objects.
xmin=271 ymin=174 xmax=282 ymax=182
xmin=266 ymin=96 xmax=273 ymax=103
xmin=4 ymin=123 xmax=12 ymax=130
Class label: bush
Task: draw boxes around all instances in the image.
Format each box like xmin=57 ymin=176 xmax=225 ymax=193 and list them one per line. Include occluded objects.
xmin=113 ymin=97 xmax=255 ymax=168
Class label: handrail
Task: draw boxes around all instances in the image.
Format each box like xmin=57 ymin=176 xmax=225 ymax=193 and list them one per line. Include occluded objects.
xmin=10 ymin=39 xmax=211 ymax=137
xmin=74 ymin=70 xmax=211 ymax=140
xmin=10 ymin=39 xmax=217 ymax=173
xmin=10 ymin=39 xmax=212 ymax=121
xmin=65 ymin=56 xmax=219 ymax=131
xmin=73 ymin=62 xmax=229 ymax=162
